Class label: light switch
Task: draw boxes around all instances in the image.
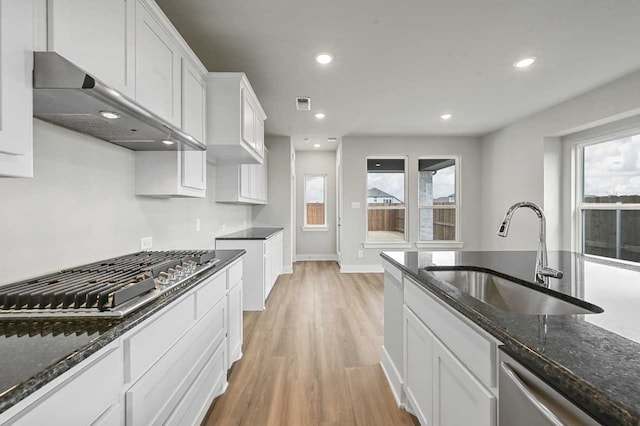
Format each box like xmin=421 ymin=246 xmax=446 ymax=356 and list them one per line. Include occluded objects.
xmin=351 ymin=202 xmax=361 ymax=209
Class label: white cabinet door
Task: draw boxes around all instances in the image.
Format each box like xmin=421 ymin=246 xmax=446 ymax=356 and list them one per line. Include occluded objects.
xmin=47 ymin=0 xmax=135 ymax=96
xmin=432 ymin=338 xmax=496 ymax=426
xmin=181 ymin=60 xmax=207 ymax=192
xmin=254 ymin=117 xmax=264 ymax=157
xmin=135 ymin=0 xmax=181 ymax=126
xmin=227 ymin=280 xmax=243 ymax=368
xmin=181 ymin=58 xmax=205 ymax=144
xmin=403 ymin=306 xmax=434 ymax=426
xmin=240 ymin=164 xmax=251 ymax=199
xmin=241 ymin=89 xmax=256 ymax=149
xmin=0 ymin=0 xmax=33 ymax=178
xmin=264 ymin=240 xmax=273 ymax=298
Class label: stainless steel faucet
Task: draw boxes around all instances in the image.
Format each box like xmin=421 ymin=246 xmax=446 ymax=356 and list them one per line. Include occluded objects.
xmin=497 ymin=201 xmax=563 ymax=288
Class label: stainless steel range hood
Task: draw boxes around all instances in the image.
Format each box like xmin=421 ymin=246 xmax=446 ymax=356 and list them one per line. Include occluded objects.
xmin=33 ymin=52 xmax=205 ymax=151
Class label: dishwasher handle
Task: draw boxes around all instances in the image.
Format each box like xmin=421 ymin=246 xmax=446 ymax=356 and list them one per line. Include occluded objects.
xmin=500 ymin=361 xmax=565 ymax=426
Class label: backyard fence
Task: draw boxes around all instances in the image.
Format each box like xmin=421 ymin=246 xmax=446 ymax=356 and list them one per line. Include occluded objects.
xmin=306 ymin=203 xmax=325 ymax=225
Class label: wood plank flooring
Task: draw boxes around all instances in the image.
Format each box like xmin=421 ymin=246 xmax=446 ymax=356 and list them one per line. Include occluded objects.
xmin=204 ymin=261 xmax=418 ymax=426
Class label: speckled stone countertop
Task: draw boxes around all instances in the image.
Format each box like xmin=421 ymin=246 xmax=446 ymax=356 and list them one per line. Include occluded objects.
xmin=381 ymin=250 xmax=640 ymax=425
xmin=0 ymin=249 xmax=245 ymax=415
xmin=216 ymin=227 xmax=283 ymax=240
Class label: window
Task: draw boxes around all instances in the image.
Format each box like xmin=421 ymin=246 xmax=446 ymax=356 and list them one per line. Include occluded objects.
xmin=304 ymin=175 xmax=327 ymax=227
xmin=418 ymin=157 xmax=459 ymax=242
xmin=578 ymin=134 xmax=640 ymax=263
xmin=366 ymin=157 xmax=407 ymax=242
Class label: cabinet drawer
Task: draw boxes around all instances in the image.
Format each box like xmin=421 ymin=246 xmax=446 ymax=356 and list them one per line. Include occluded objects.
xmin=126 ymin=299 xmax=226 ymax=426
xmin=165 ymin=337 xmax=228 ymax=426
xmin=404 ymin=277 xmax=496 ymax=387
xmin=12 ymin=344 xmax=122 ymax=426
xmin=124 ymin=294 xmax=195 ymax=383
xmin=196 ymin=271 xmax=226 ymax=317
xmin=228 ymin=260 xmax=243 ymax=289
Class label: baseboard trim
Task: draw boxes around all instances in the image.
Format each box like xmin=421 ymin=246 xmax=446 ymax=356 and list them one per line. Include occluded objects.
xmin=340 ymin=264 xmax=384 ymax=273
xmin=380 ymin=346 xmax=404 ymax=408
xmin=295 ymin=254 xmax=339 ymax=262
xmin=282 ymin=265 xmax=293 ymax=274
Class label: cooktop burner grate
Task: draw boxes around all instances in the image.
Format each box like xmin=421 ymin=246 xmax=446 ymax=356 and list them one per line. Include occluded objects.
xmin=0 ymin=250 xmax=219 ymax=316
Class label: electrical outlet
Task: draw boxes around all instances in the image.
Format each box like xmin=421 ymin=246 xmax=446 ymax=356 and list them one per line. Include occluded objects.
xmin=140 ymin=237 xmax=153 ymax=250
xmin=358 ymin=250 xmax=363 ymax=258
xmin=351 ymin=202 xmax=361 ymax=209
xmin=195 ymin=218 xmax=201 ymax=232
xmin=222 ymin=224 xmax=227 ymax=231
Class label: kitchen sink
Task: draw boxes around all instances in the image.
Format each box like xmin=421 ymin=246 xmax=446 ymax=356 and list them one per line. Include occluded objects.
xmin=428 ymin=270 xmax=603 ymax=315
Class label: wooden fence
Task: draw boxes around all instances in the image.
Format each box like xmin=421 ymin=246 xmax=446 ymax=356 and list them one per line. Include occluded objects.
xmin=432 ymin=207 xmax=456 ymax=240
xmin=306 ymin=203 xmax=325 ymax=225
xmin=368 ymin=205 xmax=405 ymax=232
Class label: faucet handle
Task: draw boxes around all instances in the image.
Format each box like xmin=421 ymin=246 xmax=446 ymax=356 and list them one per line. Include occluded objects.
xmin=539 ymin=266 xmax=563 ymax=280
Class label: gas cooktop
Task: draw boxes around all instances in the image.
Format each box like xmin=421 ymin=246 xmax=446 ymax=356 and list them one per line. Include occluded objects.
xmin=0 ymin=250 xmax=220 ymax=319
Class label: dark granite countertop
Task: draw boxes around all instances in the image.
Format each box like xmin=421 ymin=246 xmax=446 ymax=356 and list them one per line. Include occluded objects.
xmin=381 ymin=250 xmax=640 ymax=426
xmin=216 ymin=227 xmax=283 ymax=240
xmin=0 ymin=249 xmax=245 ymax=415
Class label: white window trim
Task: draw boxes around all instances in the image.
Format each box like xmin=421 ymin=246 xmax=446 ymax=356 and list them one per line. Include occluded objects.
xmin=303 ymin=174 xmax=327 ymax=228
xmin=364 ymin=155 xmax=409 ymax=245
xmin=416 ymin=155 xmax=463 ymax=247
xmin=572 ymin=127 xmax=640 ymax=263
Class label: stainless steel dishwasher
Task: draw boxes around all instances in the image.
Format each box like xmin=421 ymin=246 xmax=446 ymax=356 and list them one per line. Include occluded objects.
xmin=499 ymin=350 xmax=601 ymax=425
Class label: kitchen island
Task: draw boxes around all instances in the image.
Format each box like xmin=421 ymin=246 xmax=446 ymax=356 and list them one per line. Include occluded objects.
xmin=381 ymin=250 xmax=640 ymax=425
xmin=0 ymin=249 xmax=245 ymax=425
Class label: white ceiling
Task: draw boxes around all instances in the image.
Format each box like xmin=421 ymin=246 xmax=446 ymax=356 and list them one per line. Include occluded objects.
xmin=156 ymin=0 xmax=640 ymax=151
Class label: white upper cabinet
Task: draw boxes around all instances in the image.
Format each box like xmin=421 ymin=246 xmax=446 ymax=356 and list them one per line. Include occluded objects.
xmin=134 ymin=0 xmax=181 ymax=127
xmin=47 ymin=0 xmax=135 ymax=97
xmin=180 ymin=58 xmax=206 ymax=191
xmin=216 ymin=149 xmax=267 ymax=204
xmin=206 ymin=73 xmax=266 ymax=164
xmin=0 ymin=0 xmax=34 ymax=178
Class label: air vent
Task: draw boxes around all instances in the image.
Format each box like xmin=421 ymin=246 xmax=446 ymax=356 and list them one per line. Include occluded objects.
xmin=295 ymin=97 xmax=311 ymax=111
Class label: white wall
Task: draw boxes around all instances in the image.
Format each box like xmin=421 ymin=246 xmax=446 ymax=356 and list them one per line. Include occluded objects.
xmin=480 ymin=69 xmax=640 ymax=251
xmin=295 ymin=151 xmax=337 ymax=260
xmin=252 ymin=135 xmax=294 ymax=272
xmin=340 ymin=135 xmax=482 ymax=270
xmin=0 ymin=119 xmax=253 ymax=285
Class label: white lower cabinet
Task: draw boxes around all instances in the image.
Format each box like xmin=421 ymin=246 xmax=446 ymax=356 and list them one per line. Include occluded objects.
xmin=0 ymin=258 xmax=244 ymax=426
xmin=403 ymin=306 xmax=434 ymax=426
xmin=382 ymin=263 xmax=498 ymax=426
xmin=227 ymin=278 xmax=243 ymax=368
xmin=432 ymin=337 xmax=496 ymax=426
xmin=7 ymin=342 xmax=123 ymax=426
xmin=216 ymin=231 xmax=283 ymax=311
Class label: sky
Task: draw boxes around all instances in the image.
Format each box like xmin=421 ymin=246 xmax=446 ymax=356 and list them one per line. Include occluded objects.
xmin=305 ymin=176 xmax=325 ymax=203
xmin=584 ymin=135 xmax=640 ymax=197
xmin=432 ymin=165 xmax=456 ymax=199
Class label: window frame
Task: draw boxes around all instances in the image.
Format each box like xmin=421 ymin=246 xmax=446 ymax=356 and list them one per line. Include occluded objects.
xmin=574 ymin=131 xmax=640 ymax=264
xmin=303 ymin=174 xmax=328 ymax=229
xmin=416 ymin=155 xmax=463 ymax=248
xmin=364 ymin=155 xmax=409 ymax=246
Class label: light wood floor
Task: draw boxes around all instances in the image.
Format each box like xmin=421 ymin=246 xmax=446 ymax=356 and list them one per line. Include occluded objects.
xmin=204 ymin=261 xmax=418 ymax=426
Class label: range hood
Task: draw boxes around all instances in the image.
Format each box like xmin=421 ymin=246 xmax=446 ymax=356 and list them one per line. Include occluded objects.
xmin=33 ymin=52 xmax=205 ymax=151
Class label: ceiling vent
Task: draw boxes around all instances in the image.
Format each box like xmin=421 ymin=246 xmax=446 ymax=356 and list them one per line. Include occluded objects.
xmin=295 ymin=97 xmax=311 ymax=111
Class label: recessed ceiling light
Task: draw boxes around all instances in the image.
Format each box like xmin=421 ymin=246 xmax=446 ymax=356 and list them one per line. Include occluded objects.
xmin=315 ymin=113 xmax=326 ymax=119
xmin=513 ymin=57 xmax=536 ymax=68
xmin=328 ymin=137 xmax=337 ymax=142
xmin=375 ymin=163 xmax=381 ymax=167
xmin=99 ymin=111 xmax=121 ymax=119
xmin=162 ymin=139 xmax=174 ymax=145
xmin=440 ymin=113 xmax=453 ymax=120
xmin=315 ymin=53 xmax=333 ymax=65
xmin=313 ymin=143 xmax=321 ymax=148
